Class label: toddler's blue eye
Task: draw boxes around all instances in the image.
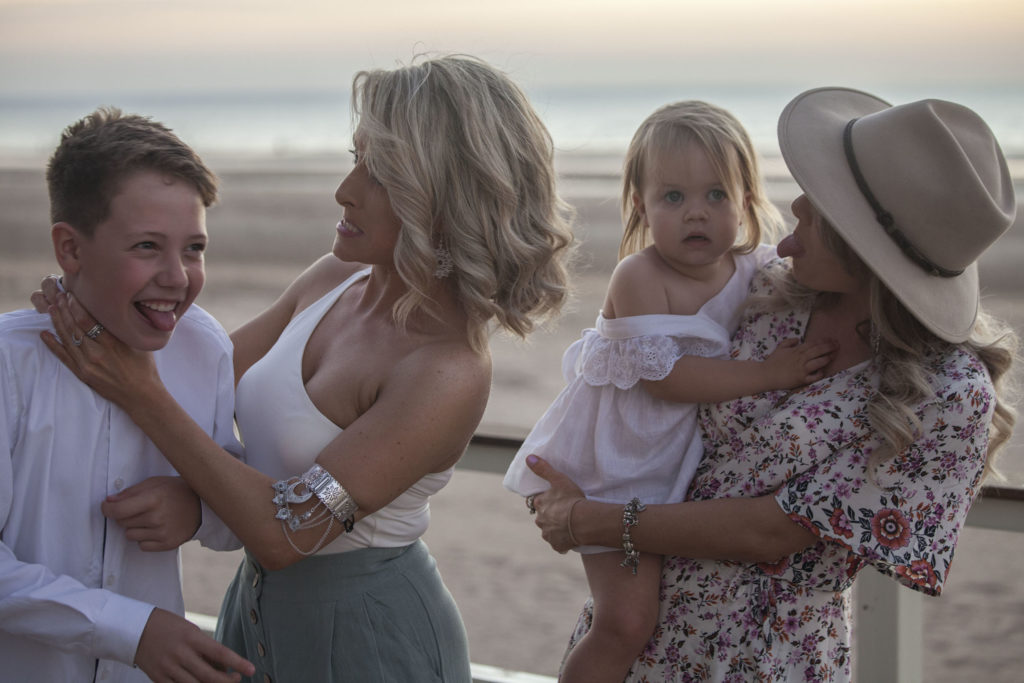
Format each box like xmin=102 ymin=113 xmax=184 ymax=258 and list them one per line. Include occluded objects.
xmin=665 ymin=190 xmax=683 ymax=203
xmin=709 ymin=189 xmax=727 ymax=201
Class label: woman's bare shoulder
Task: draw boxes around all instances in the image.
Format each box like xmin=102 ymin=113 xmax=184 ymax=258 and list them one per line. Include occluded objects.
xmin=396 ymin=334 xmax=491 ymax=394
xmin=290 ymin=256 xmax=368 ymax=311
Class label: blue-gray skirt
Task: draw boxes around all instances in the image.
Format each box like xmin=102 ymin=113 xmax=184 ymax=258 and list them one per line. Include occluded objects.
xmin=216 ymin=540 xmax=471 ymax=682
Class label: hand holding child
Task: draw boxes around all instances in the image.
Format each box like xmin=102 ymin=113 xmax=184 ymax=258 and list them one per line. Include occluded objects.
xmin=525 ymin=454 xmax=586 ymax=553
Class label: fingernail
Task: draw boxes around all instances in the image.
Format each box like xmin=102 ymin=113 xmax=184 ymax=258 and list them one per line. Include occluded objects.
xmin=526 ymin=454 xmax=538 ymax=466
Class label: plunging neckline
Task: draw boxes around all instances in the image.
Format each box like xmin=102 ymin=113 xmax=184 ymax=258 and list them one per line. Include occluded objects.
xmin=292 ymin=268 xmax=371 ymax=430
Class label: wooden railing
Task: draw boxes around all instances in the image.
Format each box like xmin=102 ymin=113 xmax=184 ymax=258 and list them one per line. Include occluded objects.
xmin=187 ymin=434 xmax=1024 ymax=683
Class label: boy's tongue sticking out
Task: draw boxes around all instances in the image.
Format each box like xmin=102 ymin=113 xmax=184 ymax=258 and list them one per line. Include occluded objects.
xmin=137 ymin=301 xmax=179 ymax=332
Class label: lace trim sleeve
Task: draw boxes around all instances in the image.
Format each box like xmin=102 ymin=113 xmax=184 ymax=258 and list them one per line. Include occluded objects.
xmin=576 ymin=330 xmax=727 ymax=389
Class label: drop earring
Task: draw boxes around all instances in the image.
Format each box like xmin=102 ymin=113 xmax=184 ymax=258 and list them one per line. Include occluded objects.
xmin=434 ymin=241 xmax=453 ymax=279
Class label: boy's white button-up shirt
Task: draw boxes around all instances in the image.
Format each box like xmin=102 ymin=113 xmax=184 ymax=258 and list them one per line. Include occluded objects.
xmin=0 ymin=305 xmax=242 ymax=683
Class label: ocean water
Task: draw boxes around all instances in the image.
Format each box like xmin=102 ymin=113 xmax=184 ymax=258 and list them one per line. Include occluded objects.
xmin=2 ymin=82 xmax=1023 ymax=161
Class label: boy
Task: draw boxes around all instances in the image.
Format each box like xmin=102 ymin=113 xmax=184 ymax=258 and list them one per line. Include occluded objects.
xmin=0 ymin=108 xmax=254 ymax=681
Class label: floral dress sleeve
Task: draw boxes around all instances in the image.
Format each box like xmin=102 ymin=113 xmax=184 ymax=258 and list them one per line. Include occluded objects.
xmin=774 ymin=347 xmax=995 ymax=596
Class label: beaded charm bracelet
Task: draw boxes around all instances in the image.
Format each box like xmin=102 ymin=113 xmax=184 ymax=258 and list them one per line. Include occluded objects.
xmin=620 ymin=497 xmax=646 ymax=574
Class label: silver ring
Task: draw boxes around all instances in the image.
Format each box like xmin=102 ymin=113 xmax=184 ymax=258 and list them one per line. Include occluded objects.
xmin=85 ymin=323 xmax=104 ymax=340
xmin=71 ymin=332 xmax=83 ymax=347
xmin=526 ymin=495 xmax=537 ymax=514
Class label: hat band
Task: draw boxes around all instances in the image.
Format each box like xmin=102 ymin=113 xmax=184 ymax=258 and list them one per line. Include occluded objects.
xmin=843 ymin=119 xmax=963 ymax=278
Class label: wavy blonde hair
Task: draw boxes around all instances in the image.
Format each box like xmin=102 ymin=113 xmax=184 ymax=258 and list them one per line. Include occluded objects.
xmin=352 ymin=55 xmax=575 ymax=351
xmin=619 ymin=100 xmax=782 ymax=259
xmin=758 ymin=218 xmax=1018 ymax=481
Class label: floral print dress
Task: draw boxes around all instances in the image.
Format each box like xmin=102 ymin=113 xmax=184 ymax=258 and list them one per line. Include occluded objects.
xmin=566 ymin=260 xmax=996 ymax=682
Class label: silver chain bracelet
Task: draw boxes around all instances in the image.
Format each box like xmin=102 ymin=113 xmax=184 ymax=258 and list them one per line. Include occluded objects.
xmin=272 ymin=464 xmax=357 ymax=555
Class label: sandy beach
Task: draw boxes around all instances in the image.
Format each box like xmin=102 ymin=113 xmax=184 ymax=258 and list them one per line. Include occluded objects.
xmin=2 ymin=152 xmax=1023 ymax=680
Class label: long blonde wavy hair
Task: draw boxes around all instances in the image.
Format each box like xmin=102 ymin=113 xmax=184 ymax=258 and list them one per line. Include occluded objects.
xmin=760 ymin=218 xmax=1018 ymax=481
xmin=351 ymin=55 xmax=575 ymax=351
xmin=619 ymin=100 xmax=783 ymax=259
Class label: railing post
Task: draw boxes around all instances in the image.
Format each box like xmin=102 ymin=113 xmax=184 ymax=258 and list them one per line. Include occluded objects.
xmin=965 ymin=487 xmax=1024 ymax=532
xmin=853 ymin=568 xmax=923 ymax=683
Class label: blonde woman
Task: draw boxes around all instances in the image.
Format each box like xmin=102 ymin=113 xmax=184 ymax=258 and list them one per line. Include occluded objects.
xmin=44 ymin=55 xmax=573 ymax=682
xmin=504 ymin=101 xmax=832 ymax=683
xmin=528 ymin=88 xmax=1016 ymax=681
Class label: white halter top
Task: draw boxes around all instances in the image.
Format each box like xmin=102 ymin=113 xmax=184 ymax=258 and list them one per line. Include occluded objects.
xmin=235 ymin=268 xmax=453 ymax=553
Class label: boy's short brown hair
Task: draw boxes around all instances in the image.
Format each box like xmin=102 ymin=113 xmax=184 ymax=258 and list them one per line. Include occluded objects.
xmin=46 ymin=107 xmax=217 ymax=236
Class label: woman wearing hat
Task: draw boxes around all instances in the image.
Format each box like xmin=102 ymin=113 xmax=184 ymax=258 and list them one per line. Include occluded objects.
xmin=527 ymin=87 xmax=1017 ymax=680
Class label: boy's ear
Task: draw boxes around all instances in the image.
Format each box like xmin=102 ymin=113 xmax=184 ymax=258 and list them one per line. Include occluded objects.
xmin=51 ymin=222 xmax=84 ymax=275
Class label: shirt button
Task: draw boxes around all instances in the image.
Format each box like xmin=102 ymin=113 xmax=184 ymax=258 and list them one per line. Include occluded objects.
xmin=249 ymin=609 xmax=258 ymax=625
xmin=113 ymin=478 xmax=124 ymax=490
xmin=257 ymin=642 xmax=266 ymax=657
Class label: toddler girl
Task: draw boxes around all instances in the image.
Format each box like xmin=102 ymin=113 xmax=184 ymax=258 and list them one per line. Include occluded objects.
xmin=503 ymin=101 xmax=833 ymax=682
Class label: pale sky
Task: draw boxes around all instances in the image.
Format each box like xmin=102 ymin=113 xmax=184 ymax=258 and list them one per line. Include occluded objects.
xmin=2 ymin=0 xmax=1022 ymax=96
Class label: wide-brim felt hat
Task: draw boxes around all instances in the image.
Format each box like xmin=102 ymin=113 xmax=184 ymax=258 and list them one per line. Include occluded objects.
xmin=777 ymin=87 xmax=1016 ymax=342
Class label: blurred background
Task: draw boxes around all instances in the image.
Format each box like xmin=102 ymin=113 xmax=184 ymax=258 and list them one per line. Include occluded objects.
xmin=2 ymin=1 xmax=1022 ymax=679
xmin=2 ymin=0 xmax=1023 ymax=159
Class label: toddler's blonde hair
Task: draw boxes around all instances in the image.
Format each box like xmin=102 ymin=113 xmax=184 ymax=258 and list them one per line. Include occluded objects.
xmin=619 ymin=100 xmax=781 ymax=259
